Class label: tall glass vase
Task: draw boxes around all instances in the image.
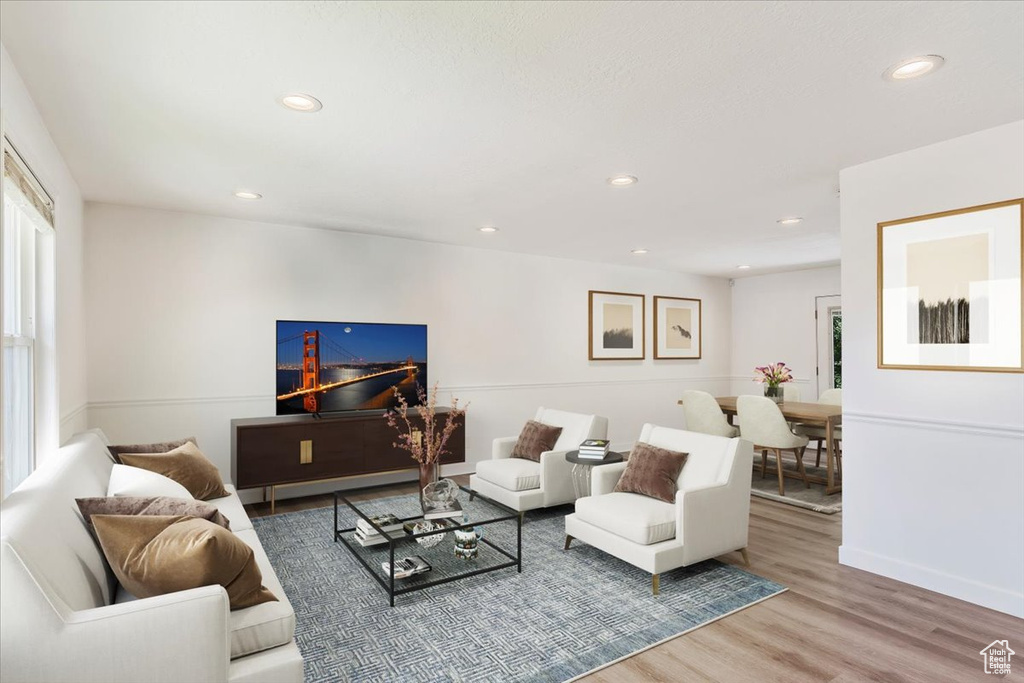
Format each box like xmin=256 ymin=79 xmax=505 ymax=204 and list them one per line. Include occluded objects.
xmin=418 ymin=461 xmax=439 ymax=505
xmin=764 ymin=384 xmax=783 ymax=404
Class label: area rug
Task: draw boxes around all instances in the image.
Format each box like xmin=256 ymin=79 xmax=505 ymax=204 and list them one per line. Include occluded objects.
xmin=252 ymin=497 xmax=786 ymax=683
xmin=750 ymin=461 xmax=843 ymax=514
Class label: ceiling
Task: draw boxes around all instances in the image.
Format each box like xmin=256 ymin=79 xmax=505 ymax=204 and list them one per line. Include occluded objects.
xmin=1 ymin=1 xmax=1022 ymax=277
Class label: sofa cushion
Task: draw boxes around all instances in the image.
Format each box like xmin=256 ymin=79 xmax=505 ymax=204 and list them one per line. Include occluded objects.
xmin=116 ymin=527 xmax=299 ymax=659
xmin=93 ymin=515 xmax=277 ymax=610
xmin=511 ymin=420 xmax=563 ymax=461
xmin=574 ymin=492 xmax=676 ymax=545
xmin=206 ymin=484 xmax=254 ymax=532
xmin=108 ymin=464 xmax=194 ymax=500
xmin=119 ymin=441 xmax=229 ymax=501
xmin=474 ymin=458 xmax=540 ymax=491
xmin=107 ymin=436 xmax=197 ymax=465
xmin=77 ymin=496 xmax=231 ymax=532
xmin=614 ymin=442 xmax=688 ymax=503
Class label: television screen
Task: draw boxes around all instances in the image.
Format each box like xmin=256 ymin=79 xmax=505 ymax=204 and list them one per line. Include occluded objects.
xmin=276 ymin=320 xmax=427 ymax=415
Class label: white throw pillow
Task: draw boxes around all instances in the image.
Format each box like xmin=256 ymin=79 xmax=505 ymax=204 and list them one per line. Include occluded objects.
xmin=107 ymin=464 xmax=194 ymax=500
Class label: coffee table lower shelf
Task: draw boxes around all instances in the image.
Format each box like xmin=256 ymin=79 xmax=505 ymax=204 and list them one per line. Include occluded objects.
xmin=333 ymin=485 xmax=522 ymax=607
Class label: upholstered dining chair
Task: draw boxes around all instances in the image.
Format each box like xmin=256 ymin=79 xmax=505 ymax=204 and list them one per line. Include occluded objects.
xmin=794 ymin=388 xmax=842 ymax=471
xmin=680 ymin=390 xmax=739 ymax=438
xmin=737 ymin=395 xmax=809 ymax=496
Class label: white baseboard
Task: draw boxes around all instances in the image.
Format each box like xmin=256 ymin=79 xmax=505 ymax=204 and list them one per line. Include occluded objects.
xmin=838 ymin=544 xmax=1024 ymax=619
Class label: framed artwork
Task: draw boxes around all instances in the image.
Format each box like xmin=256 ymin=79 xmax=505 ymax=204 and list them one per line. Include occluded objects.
xmin=877 ymin=198 xmax=1023 ymax=373
xmin=653 ymin=296 xmax=702 ymax=359
xmin=588 ymin=290 xmax=645 ymax=360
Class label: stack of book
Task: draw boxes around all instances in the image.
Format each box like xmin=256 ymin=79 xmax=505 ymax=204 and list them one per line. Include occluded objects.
xmin=381 ymin=555 xmax=432 ymax=579
xmin=577 ymin=439 xmax=611 ymax=460
xmin=353 ymin=512 xmax=403 ymax=547
xmin=423 ymin=499 xmax=463 ymax=521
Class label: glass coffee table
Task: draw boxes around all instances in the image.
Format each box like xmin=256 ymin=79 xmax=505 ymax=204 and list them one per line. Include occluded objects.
xmin=333 ymin=485 xmax=521 ymax=606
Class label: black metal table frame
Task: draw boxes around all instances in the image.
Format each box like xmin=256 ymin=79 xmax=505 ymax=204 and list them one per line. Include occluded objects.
xmin=333 ymin=484 xmax=522 ymax=606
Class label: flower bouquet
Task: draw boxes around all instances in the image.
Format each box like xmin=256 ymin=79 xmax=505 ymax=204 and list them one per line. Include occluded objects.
xmin=754 ymin=362 xmax=793 ymax=403
xmin=384 ymin=382 xmax=468 ymax=505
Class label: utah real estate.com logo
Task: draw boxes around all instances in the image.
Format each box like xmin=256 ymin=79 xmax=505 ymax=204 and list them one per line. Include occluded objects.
xmin=979 ymin=640 xmax=1014 ymax=675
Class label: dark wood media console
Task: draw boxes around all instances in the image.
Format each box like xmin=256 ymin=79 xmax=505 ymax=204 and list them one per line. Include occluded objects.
xmin=231 ymin=409 xmax=465 ymax=512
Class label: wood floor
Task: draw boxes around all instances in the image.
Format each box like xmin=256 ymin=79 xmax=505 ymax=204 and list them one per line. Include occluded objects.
xmin=246 ymin=476 xmax=1024 ymax=683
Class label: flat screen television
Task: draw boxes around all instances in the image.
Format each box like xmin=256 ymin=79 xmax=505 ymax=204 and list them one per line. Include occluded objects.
xmin=276 ymin=320 xmax=427 ymax=415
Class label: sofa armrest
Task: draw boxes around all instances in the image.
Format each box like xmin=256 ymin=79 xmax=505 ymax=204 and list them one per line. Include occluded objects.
xmin=591 ymin=462 xmax=627 ymax=496
xmin=492 ymin=436 xmax=517 ymax=459
xmin=66 ymin=587 xmax=231 ymax=682
xmin=538 ymin=450 xmax=574 ymax=505
xmin=677 ymin=480 xmax=750 ymax=565
xmin=1 ymin=540 xmax=231 ymax=683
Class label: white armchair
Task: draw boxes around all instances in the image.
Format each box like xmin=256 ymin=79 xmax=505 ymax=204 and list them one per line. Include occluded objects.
xmin=564 ymin=425 xmax=753 ymax=595
xmin=469 ymin=408 xmax=608 ymax=514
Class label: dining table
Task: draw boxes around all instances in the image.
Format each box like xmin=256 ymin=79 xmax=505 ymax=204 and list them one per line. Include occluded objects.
xmin=678 ymin=396 xmax=843 ymax=495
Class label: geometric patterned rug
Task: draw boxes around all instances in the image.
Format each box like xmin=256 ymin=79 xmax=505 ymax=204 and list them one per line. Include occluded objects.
xmin=750 ymin=461 xmax=843 ymax=514
xmin=252 ymin=498 xmax=786 ymax=683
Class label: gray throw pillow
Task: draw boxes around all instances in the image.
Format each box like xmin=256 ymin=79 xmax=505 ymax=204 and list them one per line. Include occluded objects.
xmin=76 ymin=496 xmax=231 ymax=532
xmin=107 ymin=437 xmax=197 ymax=464
xmin=614 ymin=442 xmax=689 ymax=503
xmin=510 ymin=420 xmax=563 ymax=462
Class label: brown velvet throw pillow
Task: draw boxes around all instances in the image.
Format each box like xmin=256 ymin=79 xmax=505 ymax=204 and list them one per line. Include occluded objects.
xmin=614 ymin=442 xmax=689 ymax=503
xmin=108 ymin=437 xmax=197 ymax=465
xmin=119 ymin=441 xmax=229 ymax=501
xmin=92 ymin=514 xmax=277 ymax=610
xmin=77 ymin=496 xmax=231 ymax=532
xmin=510 ymin=420 xmax=563 ymax=461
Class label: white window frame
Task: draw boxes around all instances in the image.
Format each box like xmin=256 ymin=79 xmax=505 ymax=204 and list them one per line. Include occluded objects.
xmin=1 ymin=129 xmax=57 ymax=499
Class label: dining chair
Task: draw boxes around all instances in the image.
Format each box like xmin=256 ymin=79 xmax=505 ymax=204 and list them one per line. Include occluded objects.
xmin=794 ymin=388 xmax=842 ymax=472
xmin=737 ymin=395 xmax=809 ymax=496
xmin=680 ymin=390 xmax=739 ymax=438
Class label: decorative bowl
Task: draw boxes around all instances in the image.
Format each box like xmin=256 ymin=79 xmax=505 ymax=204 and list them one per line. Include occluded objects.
xmin=412 ymin=520 xmax=446 ymax=548
xmin=422 ymin=478 xmax=458 ymax=509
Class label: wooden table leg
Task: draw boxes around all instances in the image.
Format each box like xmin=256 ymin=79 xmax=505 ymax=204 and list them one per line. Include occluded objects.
xmin=825 ymin=417 xmax=841 ymax=494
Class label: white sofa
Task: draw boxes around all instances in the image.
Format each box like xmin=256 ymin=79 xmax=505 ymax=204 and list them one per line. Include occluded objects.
xmin=469 ymin=408 xmax=609 ymax=513
xmin=0 ymin=430 xmax=304 ymax=683
xmin=564 ymin=424 xmax=753 ymax=595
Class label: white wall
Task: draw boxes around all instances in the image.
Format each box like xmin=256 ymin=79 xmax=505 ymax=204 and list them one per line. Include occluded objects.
xmin=0 ymin=45 xmax=88 ymax=446
xmin=729 ymin=266 xmax=840 ymax=400
xmin=84 ymin=202 xmax=733 ymax=501
xmin=839 ymin=120 xmax=1024 ymax=618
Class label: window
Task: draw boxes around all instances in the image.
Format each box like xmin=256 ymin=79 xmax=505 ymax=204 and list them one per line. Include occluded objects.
xmin=2 ymin=139 xmax=56 ymax=499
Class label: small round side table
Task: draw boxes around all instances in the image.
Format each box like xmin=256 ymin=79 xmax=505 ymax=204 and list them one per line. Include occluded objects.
xmin=565 ymin=450 xmax=625 ymax=500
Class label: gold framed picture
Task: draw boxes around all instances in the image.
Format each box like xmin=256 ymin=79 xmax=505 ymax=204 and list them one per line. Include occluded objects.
xmin=877 ymin=198 xmax=1023 ymax=373
xmin=588 ymin=290 xmax=645 ymax=360
xmin=653 ymin=296 xmax=702 ymax=359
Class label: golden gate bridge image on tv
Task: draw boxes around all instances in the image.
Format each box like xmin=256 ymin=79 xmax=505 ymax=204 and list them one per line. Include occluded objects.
xmin=276 ymin=329 xmax=419 ymax=413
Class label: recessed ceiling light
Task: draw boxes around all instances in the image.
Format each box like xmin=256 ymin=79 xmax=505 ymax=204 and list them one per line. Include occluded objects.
xmin=631 ymin=248 xmax=649 ymax=255
xmin=737 ymin=265 xmax=751 ymax=270
xmin=777 ymin=217 xmax=803 ymax=225
xmin=234 ymin=191 xmax=262 ymax=200
xmin=278 ymin=93 xmax=323 ymax=112
xmin=478 ymin=226 xmax=499 ymax=233
xmin=884 ymin=55 xmax=944 ymax=81
xmin=607 ymin=175 xmax=638 ymax=187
